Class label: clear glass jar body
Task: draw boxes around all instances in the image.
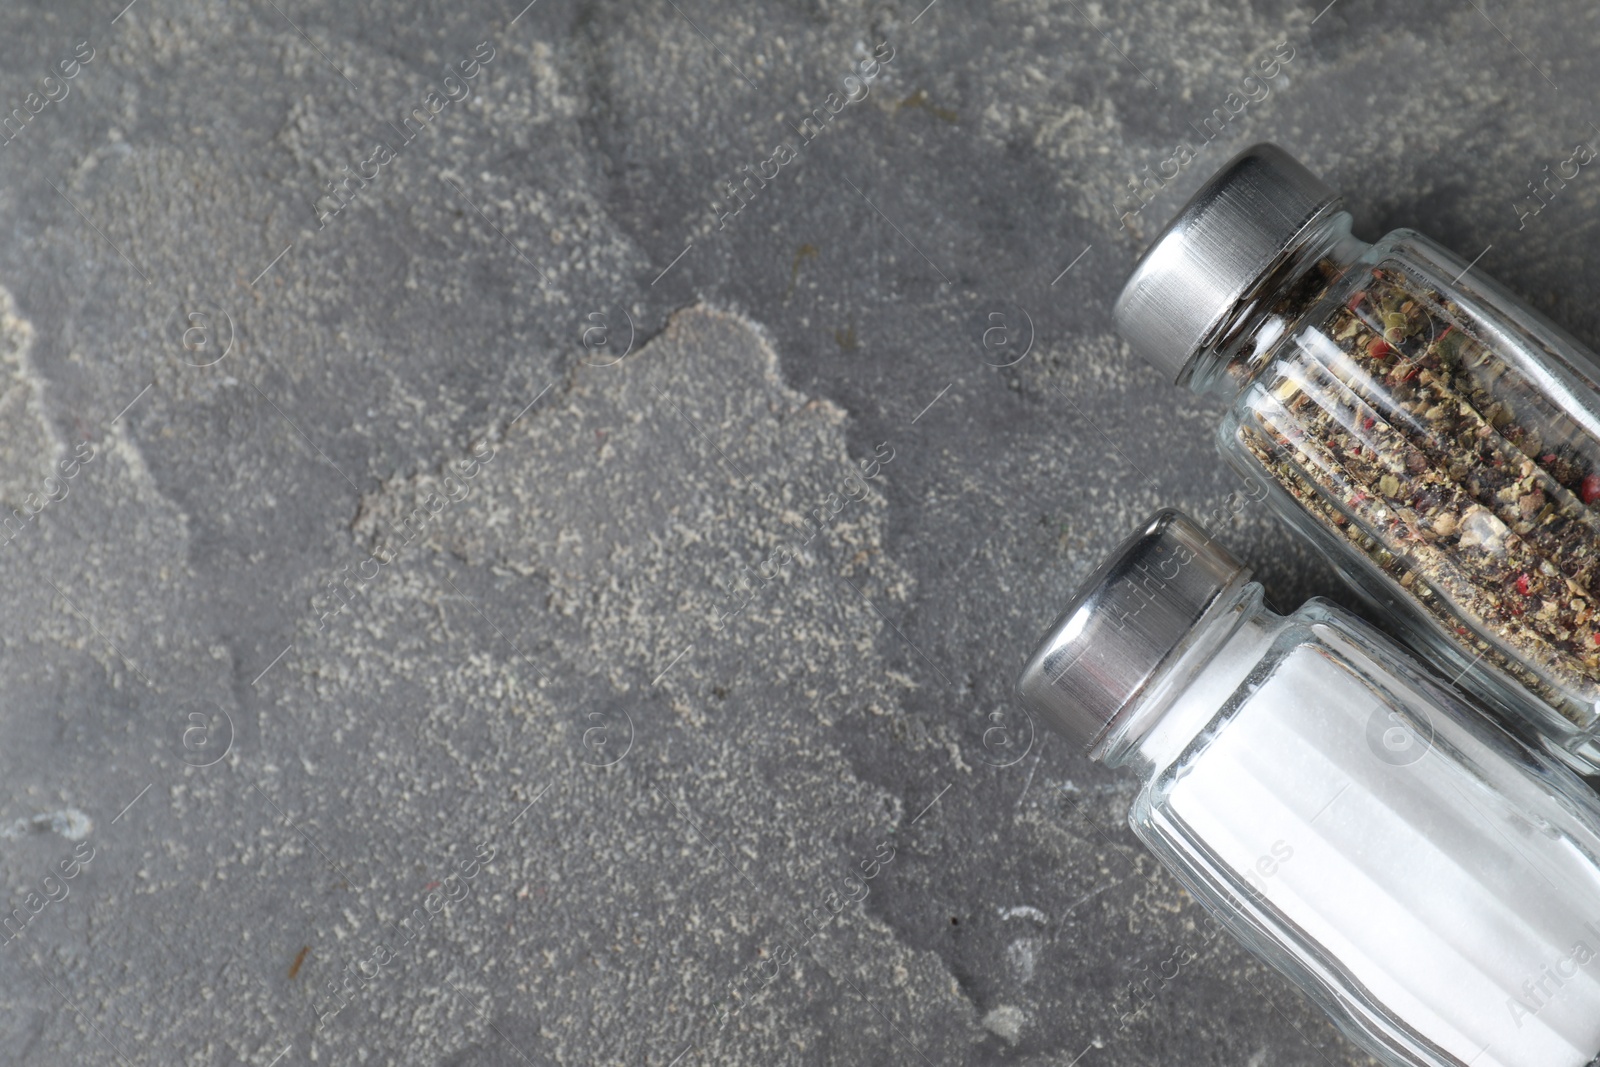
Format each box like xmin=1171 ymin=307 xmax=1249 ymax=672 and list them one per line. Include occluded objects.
xmin=1112 ymin=584 xmax=1600 ymax=1067
xmin=1195 ymin=213 xmax=1600 ymax=771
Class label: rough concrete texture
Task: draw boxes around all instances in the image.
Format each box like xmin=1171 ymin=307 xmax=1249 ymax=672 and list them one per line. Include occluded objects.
xmin=0 ymin=0 xmax=1597 ymax=1063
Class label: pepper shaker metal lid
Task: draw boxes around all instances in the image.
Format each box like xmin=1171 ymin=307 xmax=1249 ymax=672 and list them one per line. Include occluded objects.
xmin=1113 ymin=143 xmax=1342 ymax=383
xmin=1015 ymin=509 xmax=1249 ymax=752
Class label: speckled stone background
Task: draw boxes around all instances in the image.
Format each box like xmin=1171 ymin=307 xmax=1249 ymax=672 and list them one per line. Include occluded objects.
xmin=0 ymin=0 xmax=1596 ymax=1063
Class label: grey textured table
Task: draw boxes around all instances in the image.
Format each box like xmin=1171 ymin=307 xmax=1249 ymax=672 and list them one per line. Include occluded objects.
xmin=0 ymin=0 xmax=1596 ymax=1063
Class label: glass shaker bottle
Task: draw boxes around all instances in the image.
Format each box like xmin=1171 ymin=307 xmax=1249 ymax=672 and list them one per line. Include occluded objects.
xmin=1015 ymin=508 xmax=1600 ymax=1067
xmin=1114 ymin=144 xmax=1600 ymax=772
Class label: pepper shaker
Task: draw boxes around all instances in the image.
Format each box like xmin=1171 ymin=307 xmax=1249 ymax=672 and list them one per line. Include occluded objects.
xmin=1115 ymin=144 xmax=1600 ymax=772
xmin=1016 ymin=508 xmax=1600 ymax=1067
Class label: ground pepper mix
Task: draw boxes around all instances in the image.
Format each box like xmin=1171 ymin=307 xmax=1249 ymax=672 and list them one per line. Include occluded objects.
xmin=1235 ymin=263 xmax=1600 ymax=727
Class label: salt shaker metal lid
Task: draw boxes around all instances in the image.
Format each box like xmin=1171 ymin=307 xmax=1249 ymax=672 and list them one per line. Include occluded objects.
xmin=1113 ymin=143 xmax=1342 ymax=383
xmin=1015 ymin=509 xmax=1249 ymax=752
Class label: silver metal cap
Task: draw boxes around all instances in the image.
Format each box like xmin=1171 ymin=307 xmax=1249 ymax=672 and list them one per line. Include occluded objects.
xmin=1113 ymin=143 xmax=1342 ymax=383
xmin=1015 ymin=509 xmax=1249 ymax=753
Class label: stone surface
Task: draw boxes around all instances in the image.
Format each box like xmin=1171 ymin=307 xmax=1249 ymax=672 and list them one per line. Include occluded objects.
xmin=0 ymin=0 xmax=1596 ymax=1063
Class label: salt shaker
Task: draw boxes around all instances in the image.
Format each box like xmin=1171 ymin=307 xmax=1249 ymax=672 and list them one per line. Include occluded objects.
xmin=1016 ymin=509 xmax=1600 ymax=1067
xmin=1114 ymin=144 xmax=1600 ymax=772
